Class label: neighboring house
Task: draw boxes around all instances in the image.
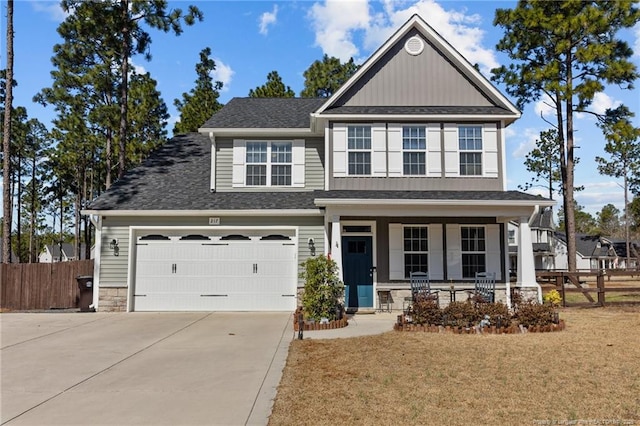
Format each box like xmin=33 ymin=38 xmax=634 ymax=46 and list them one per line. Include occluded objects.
xmin=83 ymin=15 xmax=554 ymax=312
xmin=554 ymin=233 xmax=640 ymax=271
xmin=508 ymin=207 xmax=556 ymax=274
xmin=39 ymin=243 xmax=90 ymax=263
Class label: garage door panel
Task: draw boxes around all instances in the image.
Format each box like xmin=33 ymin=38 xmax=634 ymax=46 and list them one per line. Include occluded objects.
xmin=134 ymin=230 xmax=297 ymax=311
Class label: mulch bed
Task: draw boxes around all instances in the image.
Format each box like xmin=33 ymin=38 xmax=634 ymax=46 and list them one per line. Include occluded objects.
xmin=394 ymin=319 xmax=566 ymax=334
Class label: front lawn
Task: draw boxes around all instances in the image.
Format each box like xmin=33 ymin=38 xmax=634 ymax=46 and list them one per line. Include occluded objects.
xmin=269 ymin=306 xmax=640 ymax=425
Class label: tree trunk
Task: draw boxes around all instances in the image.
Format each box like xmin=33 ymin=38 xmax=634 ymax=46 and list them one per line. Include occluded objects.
xmin=2 ymin=0 xmax=14 ymax=264
xmin=16 ymin=150 xmax=22 ymax=262
xmin=624 ymin=173 xmax=630 ymax=268
xmin=106 ymin=128 xmax=112 ymax=189
xmin=564 ymin=52 xmax=577 ymax=273
xmin=29 ymin=155 xmax=36 ymax=263
xmin=118 ymin=0 xmax=130 ymax=180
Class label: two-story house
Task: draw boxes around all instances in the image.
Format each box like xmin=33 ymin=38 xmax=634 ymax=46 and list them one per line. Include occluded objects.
xmin=84 ymin=15 xmax=554 ymax=312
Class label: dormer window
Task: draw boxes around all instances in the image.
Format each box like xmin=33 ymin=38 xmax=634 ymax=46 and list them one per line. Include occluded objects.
xmin=233 ymin=139 xmax=304 ymax=188
xmin=246 ymin=141 xmax=292 ymax=186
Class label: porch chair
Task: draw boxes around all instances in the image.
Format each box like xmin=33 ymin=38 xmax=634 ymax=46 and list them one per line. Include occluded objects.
xmin=468 ymin=272 xmax=496 ymax=303
xmin=410 ymin=271 xmax=440 ymax=306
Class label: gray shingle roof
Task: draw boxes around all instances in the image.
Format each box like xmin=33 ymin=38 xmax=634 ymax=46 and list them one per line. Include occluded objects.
xmin=529 ymin=207 xmax=554 ymax=230
xmin=89 ymin=134 xmax=551 ymax=212
xmin=200 ymin=98 xmax=325 ymax=129
xmin=322 ymin=105 xmax=513 ymax=115
xmin=88 ymin=133 xmax=319 ymax=211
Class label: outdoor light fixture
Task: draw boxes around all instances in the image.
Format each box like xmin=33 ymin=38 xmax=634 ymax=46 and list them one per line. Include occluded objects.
xmin=110 ymin=239 xmax=119 ymax=256
xmin=308 ymin=238 xmax=316 ymax=256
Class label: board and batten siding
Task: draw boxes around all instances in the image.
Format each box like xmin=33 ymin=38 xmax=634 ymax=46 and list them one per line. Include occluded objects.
xmin=98 ymin=216 xmax=325 ymax=289
xmin=215 ymin=137 xmax=325 ymax=191
xmin=334 ymin=28 xmax=495 ymax=108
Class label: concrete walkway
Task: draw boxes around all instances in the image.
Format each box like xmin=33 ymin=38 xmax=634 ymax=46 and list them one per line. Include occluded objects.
xmin=298 ymin=312 xmax=398 ymax=340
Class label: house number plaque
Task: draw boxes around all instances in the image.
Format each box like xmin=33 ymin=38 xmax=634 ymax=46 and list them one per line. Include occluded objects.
xmin=208 ymin=217 xmax=221 ymax=225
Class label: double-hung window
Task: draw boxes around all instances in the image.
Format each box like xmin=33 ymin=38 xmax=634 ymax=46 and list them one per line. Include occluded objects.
xmin=403 ymin=226 xmax=429 ymax=278
xmin=461 ymin=226 xmax=486 ymax=278
xmin=347 ymin=126 xmax=371 ymax=175
xmin=458 ymin=126 xmax=483 ymax=176
xmin=246 ymin=141 xmax=292 ymax=186
xmin=403 ymin=126 xmax=426 ymax=175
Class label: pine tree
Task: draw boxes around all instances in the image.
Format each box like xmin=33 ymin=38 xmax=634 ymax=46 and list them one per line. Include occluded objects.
xmin=249 ymin=71 xmax=294 ymax=98
xmin=300 ymin=55 xmax=358 ymax=98
xmin=174 ymin=47 xmax=223 ymax=134
xmin=493 ymin=1 xmax=640 ymax=272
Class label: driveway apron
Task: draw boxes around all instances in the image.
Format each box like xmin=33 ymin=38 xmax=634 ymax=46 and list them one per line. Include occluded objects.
xmin=0 ymin=312 xmax=292 ymax=426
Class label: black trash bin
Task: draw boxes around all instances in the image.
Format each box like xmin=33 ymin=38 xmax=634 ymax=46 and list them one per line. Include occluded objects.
xmin=76 ymin=275 xmax=94 ymax=312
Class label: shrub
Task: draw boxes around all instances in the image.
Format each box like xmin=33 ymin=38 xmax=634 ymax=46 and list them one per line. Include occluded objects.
xmin=408 ymin=299 xmax=442 ymax=325
xmin=513 ymin=299 xmax=555 ymax=327
xmin=543 ymin=289 xmax=562 ymax=306
xmin=442 ymin=301 xmax=478 ymax=327
xmin=475 ymin=302 xmax=511 ymax=327
xmin=300 ymin=255 xmax=344 ymax=321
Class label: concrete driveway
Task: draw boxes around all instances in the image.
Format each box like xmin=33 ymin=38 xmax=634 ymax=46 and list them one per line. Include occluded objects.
xmin=1 ymin=312 xmax=293 ymax=426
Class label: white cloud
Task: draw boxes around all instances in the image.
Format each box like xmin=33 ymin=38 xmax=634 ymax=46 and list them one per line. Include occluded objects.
xmin=589 ymin=92 xmax=621 ymax=115
xmin=307 ymin=0 xmax=370 ymax=61
xmin=307 ymin=1 xmax=498 ymax=71
xmin=130 ymin=61 xmax=147 ymax=75
xmin=575 ymin=181 xmax=624 ymax=215
xmin=534 ymin=93 xmax=556 ymax=118
xmin=31 ymin=1 xmax=68 ymax=22
xmin=512 ymin=128 xmax=541 ymax=159
xmin=259 ymin=5 xmax=278 ymax=35
xmin=211 ymin=59 xmax=234 ymax=92
xmin=365 ymin=0 xmax=498 ymax=74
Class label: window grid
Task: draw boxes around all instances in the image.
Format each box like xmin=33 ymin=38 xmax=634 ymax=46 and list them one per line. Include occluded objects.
xmin=459 ymin=126 xmax=483 ymax=176
xmin=403 ymin=226 xmax=428 ymax=278
xmin=403 ymin=126 xmax=426 ymax=176
xmin=246 ymin=141 xmax=292 ymax=186
xmin=347 ymin=126 xmax=371 ymax=175
xmin=461 ymin=226 xmax=486 ymax=278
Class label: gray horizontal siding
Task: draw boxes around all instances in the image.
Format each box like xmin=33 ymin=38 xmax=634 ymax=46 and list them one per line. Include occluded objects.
xmin=330 ymin=177 xmax=502 ymax=191
xmin=335 ymin=28 xmax=494 ymax=107
xmin=98 ymin=216 xmax=325 ymax=291
xmin=100 ymin=225 xmax=131 ymax=288
xmin=215 ymin=137 xmax=324 ymax=191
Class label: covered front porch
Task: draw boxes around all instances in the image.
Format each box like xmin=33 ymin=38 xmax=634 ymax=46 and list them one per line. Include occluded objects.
xmin=314 ymin=191 xmax=554 ymax=311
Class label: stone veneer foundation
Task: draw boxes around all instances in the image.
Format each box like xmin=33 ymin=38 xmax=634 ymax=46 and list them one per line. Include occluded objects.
xmin=98 ymin=287 xmax=127 ymax=312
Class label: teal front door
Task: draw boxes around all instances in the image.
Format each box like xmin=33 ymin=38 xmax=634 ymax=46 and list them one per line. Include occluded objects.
xmin=342 ymin=236 xmax=373 ymax=309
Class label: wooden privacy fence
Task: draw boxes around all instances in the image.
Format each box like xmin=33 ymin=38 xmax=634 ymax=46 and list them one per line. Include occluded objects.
xmin=536 ymin=270 xmax=640 ymax=307
xmin=0 ymin=260 xmax=94 ymax=310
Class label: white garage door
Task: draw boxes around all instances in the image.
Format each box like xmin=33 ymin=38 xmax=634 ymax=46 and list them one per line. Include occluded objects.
xmin=133 ymin=231 xmax=297 ymax=311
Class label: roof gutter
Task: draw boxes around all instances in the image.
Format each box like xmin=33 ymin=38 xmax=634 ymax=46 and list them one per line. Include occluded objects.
xmin=81 ymin=209 xmax=324 ymax=217
xmin=314 ymin=198 xmax=555 ymax=208
xmin=197 ymin=128 xmax=318 ymax=137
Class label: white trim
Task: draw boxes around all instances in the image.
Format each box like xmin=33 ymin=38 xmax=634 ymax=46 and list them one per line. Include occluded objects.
xmin=341 ymin=220 xmax=377 ymax=308
xmin=313 ymin=15 xmax=520 ymax=118
xmin=82 ymin=209 xmax=324 ymax=217
xmin=324 ymin=123 xmax=330 ymax=190
xmin=500 ymin=120 xmax=507 ymax=191
xmin=199 ymin=128 xmax=317 ymax=137
xmin=314 ymin=199 xmax=555 ymax=208
xmin=313 ymin=113 xmax=519 ymax=121
xmin=209 ymin=134 xmax=216 ymax=192
xmin=92 ymin=217 xmax=102 ymax=310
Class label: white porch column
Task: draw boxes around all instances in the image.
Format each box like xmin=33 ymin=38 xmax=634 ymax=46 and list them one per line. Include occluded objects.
xmin=517 ymin=215 xmax=543 ymax=303
xmin=330 ymin=215 xmax=343 ymax=281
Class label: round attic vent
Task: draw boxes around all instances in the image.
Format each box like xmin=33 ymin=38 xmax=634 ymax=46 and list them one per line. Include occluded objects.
xmin=404 ymin=35 xmax=424 ymax=56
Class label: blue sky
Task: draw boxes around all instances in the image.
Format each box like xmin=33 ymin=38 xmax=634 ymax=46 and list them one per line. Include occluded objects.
xmin=3 ymin=0 xmax=640 ymax=218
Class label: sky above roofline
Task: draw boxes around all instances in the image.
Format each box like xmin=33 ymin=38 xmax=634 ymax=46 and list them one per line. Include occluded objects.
xmin=2 ymin=0 xmax=639 ymax=218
